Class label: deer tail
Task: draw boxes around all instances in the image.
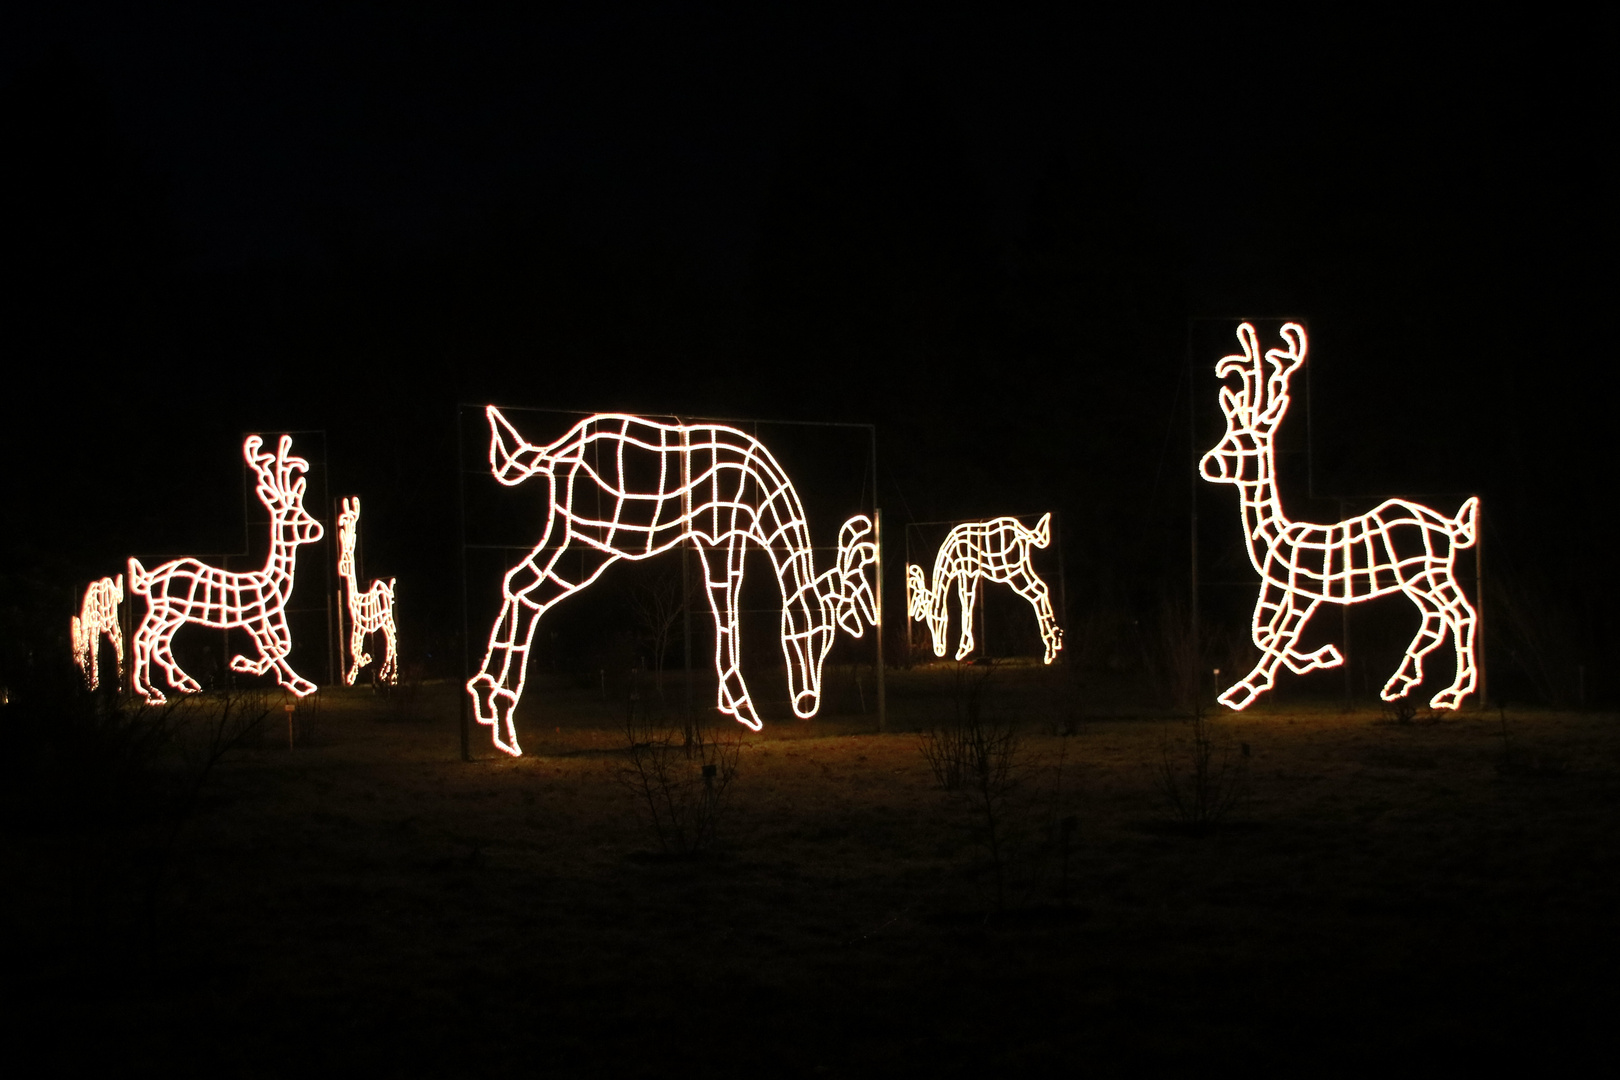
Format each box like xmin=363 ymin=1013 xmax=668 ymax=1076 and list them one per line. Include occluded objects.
xmin=1452 ymin=497 xmax=1480 ymax=549
xmin=127 ymin=557 xmax=150 ymax=596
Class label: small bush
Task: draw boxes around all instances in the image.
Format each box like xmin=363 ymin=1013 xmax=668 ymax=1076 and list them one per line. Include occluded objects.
xmin=1154 ymin=710 xmax=1248 ymax=832
xmin=615 ymin=699 xmax=740 ymax=856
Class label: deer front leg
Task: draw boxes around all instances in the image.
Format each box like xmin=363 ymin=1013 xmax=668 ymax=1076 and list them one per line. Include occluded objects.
xmin=695 ymin=539 xmax=762 ymax=729
xmin=245 ymin=611 xmax=317 ymax=697
xmin=954 ymin=571 xmax=980 ymax=661
xmin=1220 ymin=585 xmax=1322 ymax=710
xmin=1007 ymin=568 xmax=1063 ymax=665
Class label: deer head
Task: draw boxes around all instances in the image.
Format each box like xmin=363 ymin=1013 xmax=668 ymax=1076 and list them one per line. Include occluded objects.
xmin=1199 ymin=322 xmax=1306 ymax=486
xmin=245 ymin=435 xmax=323 ymax=545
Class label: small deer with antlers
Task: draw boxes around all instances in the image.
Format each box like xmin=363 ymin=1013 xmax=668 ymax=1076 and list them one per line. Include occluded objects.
xmin=72 ymin=575 xmax=124 ymax=691
xmin=129 ymin=435 xmax=324 ymax=704
xmin=1200 ymin=322 xmax=1479 ymax=711
xmin=337 ymin=496 xmax=398 ymax=686
xmin=907 ymin=514 xmax=1063 ymax=665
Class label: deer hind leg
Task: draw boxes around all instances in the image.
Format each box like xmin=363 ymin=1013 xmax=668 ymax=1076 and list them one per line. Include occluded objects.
xmin=695 ymin=537 xmax=762 ymax=730
xmin=1388 ymin=576 xmax=1477 ymax=709
xmin=953 ymin=571 xmax=980 ymax=661
xmin=468 ymin=546 xmax=619 ymax=755
xmin=1007 ymin=567 xmax=1062 ymax=664
xmin=1221 ymin=585 xmax=1323 ymax=710
xmin=377 ymin=612 xmax=398 ymax=686
xmin=346 ymin=619 xmax=371 ymax=685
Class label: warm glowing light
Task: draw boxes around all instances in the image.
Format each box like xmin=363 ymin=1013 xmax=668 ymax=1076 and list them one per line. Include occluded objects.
xmin=906 ymin=514 xmax=1062 ymax=665
xmin=337 ymin=496 xmax=398 ymax=686
xmin=468 ymin=408 xmax=877 ymax=756
xmin=72 ymin=575 xmax=124 ymax=690
xmin=1200 ymin=322 xmax=1479 ymax=710
xmin=129 ymin=435 xmax=325 ymax=704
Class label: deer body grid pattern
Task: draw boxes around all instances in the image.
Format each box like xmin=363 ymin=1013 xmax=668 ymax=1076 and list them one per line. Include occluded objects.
xmin=72 ymin=575 xmax=124 ymax=691
xmin=906 ymin=514 xmax=1062 ymax=665
xmin=129 ymin=435 xmax=324 ymax=704
xmin=468 ymin=407 xmax=876 ymax=756
xmin=1200 ymin=323 xmax=1479 ymax=711
xmin=338 ymin=496 xmax=398 ymax=686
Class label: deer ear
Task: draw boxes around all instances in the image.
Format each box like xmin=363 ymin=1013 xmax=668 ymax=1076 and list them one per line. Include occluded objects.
xmin=1259 ymin=394 xmax=1290 ymax=427
xmin=1218 ymin=386 xmax=1242 ymax=418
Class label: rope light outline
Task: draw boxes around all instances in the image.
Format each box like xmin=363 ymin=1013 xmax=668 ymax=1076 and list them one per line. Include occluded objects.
xmin=337 ymin=496 xmax=398 ymax=686
xmin=72 ymin=575 xmax=124 ymax=691
xmin=466 ymin=407 xmax=878 ymax=757
xmin=129 ymin=434 xmax=325 ymax=704
xmin=1200 ymin=322 xmax=1479 ymax=710
xmin=906 ymin=514 xmax=1063 ymax=665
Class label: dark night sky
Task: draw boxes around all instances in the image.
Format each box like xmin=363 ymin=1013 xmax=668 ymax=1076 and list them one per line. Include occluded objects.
xmin=2 ymin=6 xmax=1609 ymax=698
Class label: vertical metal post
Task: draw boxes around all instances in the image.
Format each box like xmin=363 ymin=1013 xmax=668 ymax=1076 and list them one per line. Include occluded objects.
xmin=873 ymin=424 xmax=888 ymax=734
xmin=1341 ymin=498 xmax=1352 ymax=709
xmin=1475 ymin=504 xmax=1487 ymax=708
xmin=902 ymin=522 xmax=913 ymax=654
xmin=682 ymin=424 xmax=693 ymax=730
xmin=457 ymin=407 xmax=471 ymax=762
xmin=319 ymin=433 xmax=335 ymax=689
xmin=1055 ymin=511 xmax=1069 ymax=663
xmin=875 ymin=507 xmax=886 ymax=733
xmin=1187 ymin=322 xmax=1200 ymax=667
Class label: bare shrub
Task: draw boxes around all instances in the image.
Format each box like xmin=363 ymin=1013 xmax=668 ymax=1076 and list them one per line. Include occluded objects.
xmin=921 ymin=661 xmax=1079 ymax=910
xmin=616 ymin=700 xmax=739 ymax=856
xmin=1154 ymin=710 xmax=1248 ymax=832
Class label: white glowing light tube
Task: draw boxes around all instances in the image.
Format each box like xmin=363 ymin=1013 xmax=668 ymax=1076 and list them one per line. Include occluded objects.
xmin=906 ymin=514 xmax=1063 ymax=665
xmin=468 ymin=407 xmax=877 ymax=756
xmin=129 ymin=435 xmax=325 ymax=704
xmin=337 ymin=496 xmax=398 ymax=686
xmin=1200 ymin=322 xmax=1479 ymax=710
xmin=72 ymin=575 xmax=124 ymax=691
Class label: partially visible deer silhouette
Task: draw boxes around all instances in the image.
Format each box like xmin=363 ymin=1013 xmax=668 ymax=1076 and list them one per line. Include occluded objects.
xmin=468 ymin=408 xmax=877 ymax=756
xmin=1200 ymin=322 xmax=1478 ymax=710
xmin=337 ymin=496 xmax=397 ymax=686
xmin=906 ymin=514 xmax=1062 ymax=665
xmin=129 ymin=435 xmax=324 ymax=704
xmin=72 ymin=575 xmax=124 ymax=691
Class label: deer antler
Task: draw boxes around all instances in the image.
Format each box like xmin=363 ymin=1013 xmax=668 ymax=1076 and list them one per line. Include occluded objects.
xmin=1259 ymin=322 xmax=1307 ymax=423
xmin=1215 ymin=323 xmax=1264 ymax=426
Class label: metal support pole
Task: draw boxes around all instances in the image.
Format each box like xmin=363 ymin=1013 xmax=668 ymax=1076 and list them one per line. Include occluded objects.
xmin=1055 ymin=511 xmax=1069 ymax=664
xmin=1475 ymin=505 xmax=1487 ymax=708
xmin=457 ymin=407 xmax=471 ymax=762
xmin=875 ymin=507 xmax=886 ymax=733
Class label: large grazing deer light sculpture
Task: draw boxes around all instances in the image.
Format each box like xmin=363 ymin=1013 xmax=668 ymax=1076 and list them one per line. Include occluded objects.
xmin=906 ymin=515 xmax=1063 ymax=665
xmin=72 ymin=575 xmax=124 ymax=691
xmin=468 ymin=407 xmax=877 ymax=757
xmin=129 ymin=435 xmax=324 ymax=704
xmin=337 ymin=496 xmax=398 ymax=686
xmin=1200 ymin=322 xmax=1479 ymax=711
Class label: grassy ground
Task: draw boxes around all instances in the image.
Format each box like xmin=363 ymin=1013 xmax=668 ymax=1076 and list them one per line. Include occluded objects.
xmin=5 ymin=664 xmax=1616 ymax=1075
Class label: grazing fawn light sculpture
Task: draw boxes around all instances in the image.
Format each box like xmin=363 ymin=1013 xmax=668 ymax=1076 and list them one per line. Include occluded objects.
xmin=72 ymin=575 xmax=124 ymax=690
xmin=1200 ymin=322 xmax=1479 ymax=710
xmin=906 ymin=515 xmax=1063 ymax=664
xmin=337 ymin=496 xmax=398 ymax=686
xmin=468 ymin=407 xmax=877 ymax=756
xmin=129 ymin=435 xmax=325 ymax=704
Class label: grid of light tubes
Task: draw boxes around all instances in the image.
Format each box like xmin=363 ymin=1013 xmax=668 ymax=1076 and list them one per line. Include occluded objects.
xmin=468 ymin=407 xmax=876 ymax=756
xmin=72 ymin=575 xmax=124 ymax=691
xmin=337 ymin=496 xmax=398 ymax=686
xmin=1200 ymin=322 xmax=1479 ymax=710
xmin=129 ymin=435 xmax=325 ymax=704
xmin=906 ymin=513 xmax=1063 ymax=665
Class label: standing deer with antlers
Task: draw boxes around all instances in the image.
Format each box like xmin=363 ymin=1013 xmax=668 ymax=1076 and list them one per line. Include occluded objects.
xmin=468 ymin=407 xmax=877 ymax=756
xmin=72 ymin=575 xmax=124 ymax=691
xmin=907 ymin=514 xmax=1063 ymax=665
xmin=337 ymin=496 xmax=398 ymax=686
xmin=1200 ymin=322 xmax=1479 ymax=711
xmin=129 ymin=435 xmax=324 ymax=704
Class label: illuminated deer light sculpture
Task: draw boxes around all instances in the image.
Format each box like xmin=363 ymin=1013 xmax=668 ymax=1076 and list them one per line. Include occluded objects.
xmin=906 ymin=515 xmax=1063 ymax=665
xmin=1200 ymin=323 xmax=1479 ymax=711
xmin=129 ymin=435 xmax=324 ymax=704
xmin=72 ymin=575 xmax=124 ymax=691
xmin=468 ymin=407 xmax=877 ymax=756
xmin=337 ymin=496 xmax=398 ymax=686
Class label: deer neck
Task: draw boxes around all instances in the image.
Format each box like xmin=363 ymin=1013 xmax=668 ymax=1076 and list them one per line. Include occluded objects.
xmin=263 ymin=511 xmax=305 ymax=594
xmin=1238 ymin=434 xmax=1290 ymax=564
